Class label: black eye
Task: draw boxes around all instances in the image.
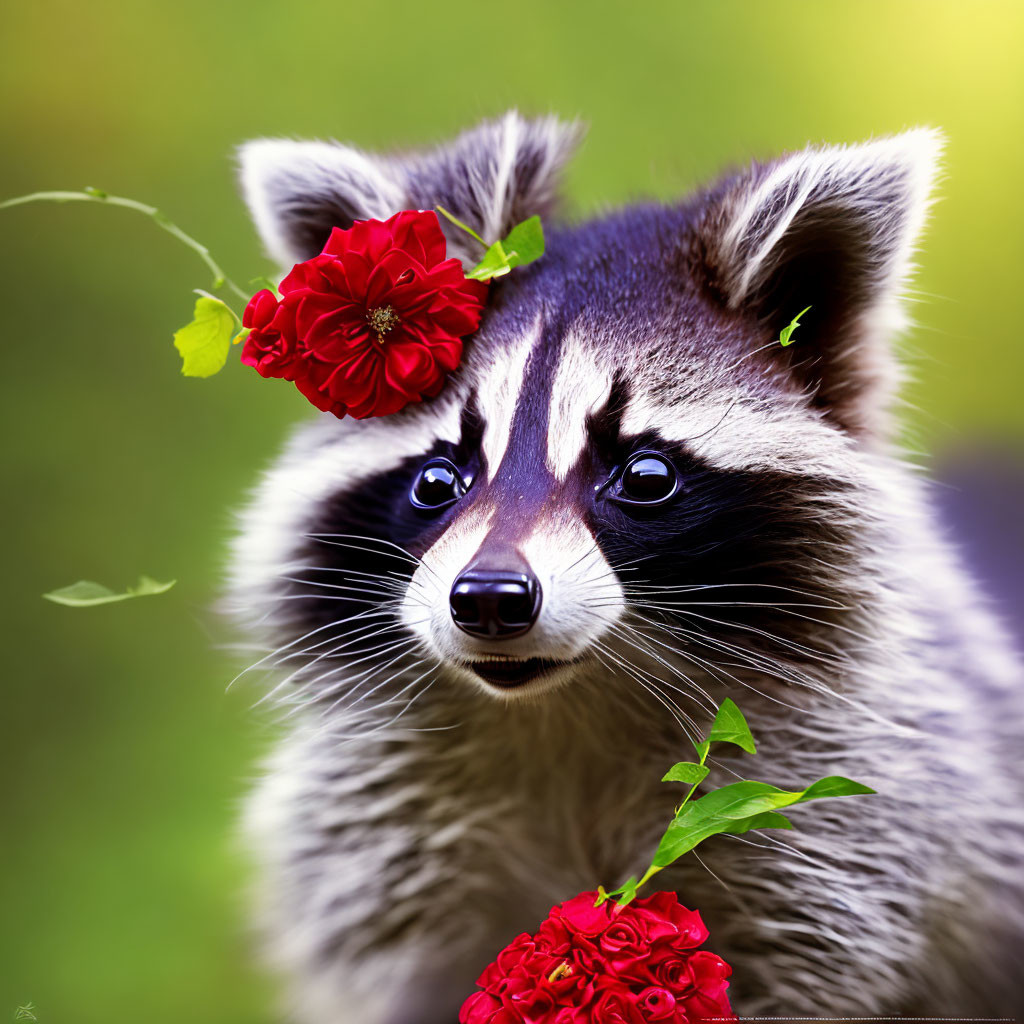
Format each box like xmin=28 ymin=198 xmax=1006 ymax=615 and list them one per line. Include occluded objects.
xmin=410 ymin=458 xmax=467 ymax=511
xmin=614 ymin=452 xmax=679 ymax=506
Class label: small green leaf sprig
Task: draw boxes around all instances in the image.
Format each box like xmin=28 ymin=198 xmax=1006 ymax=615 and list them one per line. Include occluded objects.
xmin=778 ymin=305 xmax=811 ymax=346
xmin=436 ymin=206 xmax=545 ymax=280
xmin=0 ymin=187 xmax=254 ymax=378
xmin=0 ymin=189 xmax=546 ymax=380
xmin=3 ymin=186 xmax=547 ymax=603
xmin=596 ymin=698 xmax=873 ymax=906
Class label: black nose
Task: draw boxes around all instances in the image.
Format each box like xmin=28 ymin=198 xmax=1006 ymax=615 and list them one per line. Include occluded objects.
xmin=449 ymin=570 xmax=542 ymax=639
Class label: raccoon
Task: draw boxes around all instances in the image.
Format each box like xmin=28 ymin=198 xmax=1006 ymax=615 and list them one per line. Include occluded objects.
xmin=228 ymin=114 xmax=1024 ymax=1021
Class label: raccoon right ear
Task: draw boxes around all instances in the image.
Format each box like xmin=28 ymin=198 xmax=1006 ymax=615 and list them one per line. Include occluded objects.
xmin=238 ymin=113 xmax=583 ymax=270
xmin=693 ymin=130 xmax=943 ymax=437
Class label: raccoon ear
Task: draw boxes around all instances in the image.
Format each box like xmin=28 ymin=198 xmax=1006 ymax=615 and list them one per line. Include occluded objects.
xmin=237 ymin=139 xmax=406 ymax=266
xmin=238 ymin=112 xmax=583 ymax=270
xmin=695 ymin=129 xmax=944 ymax=436
xmin=399 ymin=112 xmax=583 ymax=266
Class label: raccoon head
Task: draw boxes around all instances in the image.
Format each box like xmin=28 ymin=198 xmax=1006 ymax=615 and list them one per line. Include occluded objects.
xmin=230 ymin=114 xmax=941 ymax=716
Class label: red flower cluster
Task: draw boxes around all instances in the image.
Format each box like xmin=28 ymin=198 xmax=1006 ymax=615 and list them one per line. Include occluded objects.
xmin=459 ymin=891 xmax=734 ymax=1024
xmin=241 ymin=210 xmax=488 ymax=418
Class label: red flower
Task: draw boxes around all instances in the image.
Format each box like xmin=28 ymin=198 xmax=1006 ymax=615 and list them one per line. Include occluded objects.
xmin=240 ymin=287 xmax=303 ymax=381
xmin=459 ymin=891 xmax=735 ymax=1024
xmin=240 ymin=210 xmax=488 ymax=418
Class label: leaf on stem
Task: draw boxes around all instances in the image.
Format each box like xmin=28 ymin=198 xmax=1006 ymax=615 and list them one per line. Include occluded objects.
xmin=437 ymin=205 xmax=546 ymax=282
xmin=651 ymin=776 xmax=873 ymax=868
xmin=466 ymin=216 xmax=545 ymax=281
xmin=173 ymin=295 xmax=236 ymax=377
xmin=662 ymin=762 xmax=711 ymax=785
xmin=694 ymin=697 xmax=756 ymax=760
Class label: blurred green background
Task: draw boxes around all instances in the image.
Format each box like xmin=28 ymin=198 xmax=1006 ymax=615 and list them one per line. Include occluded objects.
xmin=1 ymin=1 xmax=1021 ymax=1020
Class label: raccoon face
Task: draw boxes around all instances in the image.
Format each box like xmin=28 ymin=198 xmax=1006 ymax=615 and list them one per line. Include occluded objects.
xmin=231 ymin=114 xmax=940 ymax=709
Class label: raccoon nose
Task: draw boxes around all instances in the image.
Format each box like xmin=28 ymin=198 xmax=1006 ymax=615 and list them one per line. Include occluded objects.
xmin=449 ymin=570 xmax=542 ymax=639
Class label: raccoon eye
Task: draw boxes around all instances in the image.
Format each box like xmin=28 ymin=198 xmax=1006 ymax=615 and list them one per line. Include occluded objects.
xmin=410 ymin=458 xmax=468 ymax=512
xmin=613 ymin=452 xmax=680 ymax=506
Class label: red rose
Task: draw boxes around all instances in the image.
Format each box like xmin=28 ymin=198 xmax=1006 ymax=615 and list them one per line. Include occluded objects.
xmin=637 ymin=986 xmax=678 ymax=1020
xmin=458 ymin=890 xmax=735 ymax=1024
xmin=641 ymin=947 xmax=696 ymax=993
xmin=240 ymin=288 xmax=302 ymax=380
xmin=554 ymin=892 xmax=616 ymax=937
xmin=592 ymin=984 xmax=645 ymax=1024
xmin=240 ymin=210 xmax=488 ymax=418
xmin=634 ymin=891 xmax=710 ymax=950
xmin=681 ymin=951 xmax=733 ymax=1020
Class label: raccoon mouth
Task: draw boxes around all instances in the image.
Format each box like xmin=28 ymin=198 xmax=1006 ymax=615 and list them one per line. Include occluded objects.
xmin=467 ymin=656 xmax=575 ymax=689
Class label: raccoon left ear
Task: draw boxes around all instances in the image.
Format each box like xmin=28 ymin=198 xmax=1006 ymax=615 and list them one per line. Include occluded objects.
xmin=695 ymin=129 xmax=943 ymax=436
xmin=238 ymin=112 xmax=583 ymax=270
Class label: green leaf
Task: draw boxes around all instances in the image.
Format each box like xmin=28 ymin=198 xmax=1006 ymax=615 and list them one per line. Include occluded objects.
xmin=43 ymin=576 xmax=176 ymax=607
xmin=706 ymin=697 xmax=757 ymax=754
xmin=466 ymin=241 xmax=514 ymax=281
xmin=501 ymin=215 xmax=545 ymax=268
xmin=662 ymin=762 xmax=711 ymax=785
xmin=173 ymin=295 xmax=235 ymax=377
xmin=654 ymin=809 xmax=793 ymax=866
xmin=464 ymin=216 xmax=547 ymax=282
xmin=779 ymin=305 xmax=811 ymax=347
xmin=798 ymin=775 xmax=877 ymax=800
xmin=651 ymin=775 xmax=873 ymax=868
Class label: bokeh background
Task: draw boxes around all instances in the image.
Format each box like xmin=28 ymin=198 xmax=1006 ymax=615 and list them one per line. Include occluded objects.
xmin=2 ymin=1 xmax=1022 ymax=1020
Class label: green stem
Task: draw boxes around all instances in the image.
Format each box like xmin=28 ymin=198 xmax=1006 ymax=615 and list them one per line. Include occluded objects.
xmin=675 ymin=743 xmax=711 ymax=814
xmin=435 ymin=204 xmax=487 ymax=248
xmin=620 ymin=744 xmax=713 ymax=904
xmin=0 ymin=188 xmax=250 ymax=304
xmin=635 ymin=864 xmax=663 ymax=890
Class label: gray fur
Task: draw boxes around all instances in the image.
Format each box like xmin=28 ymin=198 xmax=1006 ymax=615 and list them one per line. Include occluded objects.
xmin=239 ymin=112 xmax=581 ymax=269
xmin=229 ymin=116 xmax=1024 ymax=1020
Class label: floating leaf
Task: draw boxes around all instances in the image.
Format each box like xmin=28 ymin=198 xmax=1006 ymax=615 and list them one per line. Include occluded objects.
xmin=172 ymin=295 xmax=236 ymax=377
xmin=662 ymin=762 xmax=710 ymax=785
xmin=779 ymin=305 xmax=811 ymax=347
xmin=43 ymin=576 xmax=176 ymax=607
